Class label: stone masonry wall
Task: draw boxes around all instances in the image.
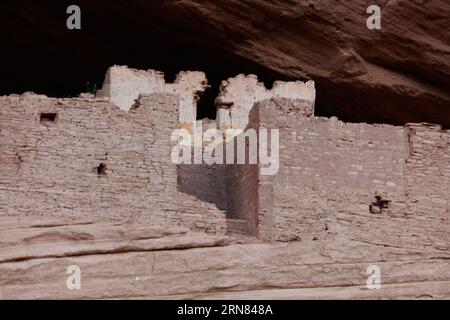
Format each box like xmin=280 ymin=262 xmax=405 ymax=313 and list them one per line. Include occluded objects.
xmin=225 ymin=156 xmax=259 ymax=235
xmin=252 ymin=99 xmax=450 ymax=244
xmin=176 ymin=74 xmax=316 ymax=235
xmin=96 ymin=65 xmax=209 ymax=132
xmin=216 ymin=74 xmax=315 ymax=131
xmin=0 ymin=93 xmax=227 ymax=234
xmin=2 ymin=66 xmax=315 ymax=238
xmin=405 ymin=123 xmax=450 ymax=220
xmin=2 ymin=66 xmax=448 ymax=245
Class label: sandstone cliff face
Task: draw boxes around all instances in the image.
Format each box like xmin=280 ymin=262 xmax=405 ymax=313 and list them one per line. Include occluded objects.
xmin=155 ymin=0 xmax=450 ymax=125
xmin=1 ymin=216 xmax=449 ymax=299
xmin=2 ymin=1 xmax=450 ymax=300
xmin=3 ymin=0 xmax=449 ymax=125
xmin=1 ymin=92 xmax=449 ymax=299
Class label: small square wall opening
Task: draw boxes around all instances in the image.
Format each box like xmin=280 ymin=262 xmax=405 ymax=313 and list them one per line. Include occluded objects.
xmin=97 ymin=163 xmax=107 ymax=176
xmin=40 ymin=113 xmax=57 ymax=124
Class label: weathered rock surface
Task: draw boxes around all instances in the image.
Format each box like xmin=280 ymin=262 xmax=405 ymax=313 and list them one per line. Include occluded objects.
xmin=3 ymin=0 xmax=450 ymax=126
xmin=0 ymin=217 xmax=231 ymax=264
xmin=2 ymin=1 xmax=450 ymax=300
xmin=160 ymin=0 xmax=450 ymax=126
xmin=1 ymin=216 xmax=449 ymax=299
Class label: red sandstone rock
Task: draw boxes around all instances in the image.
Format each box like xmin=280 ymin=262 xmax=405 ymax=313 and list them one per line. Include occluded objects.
xmin=2 ymin=1 xmax=450 ymax=300
xmin=0 ymin=216 xmax=449 ymax=299
xmin=1 ymin=87 xmax=449 ymax=299
xmin=3 ymin=1 xmax=449 ymax=126
xmin=162 ymin=0 xmax=450 ymax=126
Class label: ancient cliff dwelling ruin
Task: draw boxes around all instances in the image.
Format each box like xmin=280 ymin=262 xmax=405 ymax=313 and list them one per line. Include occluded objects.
xmin=1 ymin=65 xmax=449 ymax=299
xmin=0 ymin=0 xmax=449 ymax=301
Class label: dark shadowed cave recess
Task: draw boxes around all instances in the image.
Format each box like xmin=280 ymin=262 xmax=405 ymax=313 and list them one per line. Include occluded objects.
xmin=1 ymin=0 xmax=449 ymax=126
xmin=1 ymin=0 xmax=291 ymax=120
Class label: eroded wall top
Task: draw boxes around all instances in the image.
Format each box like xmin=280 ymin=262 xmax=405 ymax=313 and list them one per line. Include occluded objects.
xmin=96 ymin=65 xmax=209 ymax=131
xmin=96 ymin=66 xmax=317 ymax=135
xmin=216 ymin=74 xmax=316 ymax=130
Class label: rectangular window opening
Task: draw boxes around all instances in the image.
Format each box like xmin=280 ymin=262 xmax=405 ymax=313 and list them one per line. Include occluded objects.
xmin=40 ymin=113 xmax=57 ymax=124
